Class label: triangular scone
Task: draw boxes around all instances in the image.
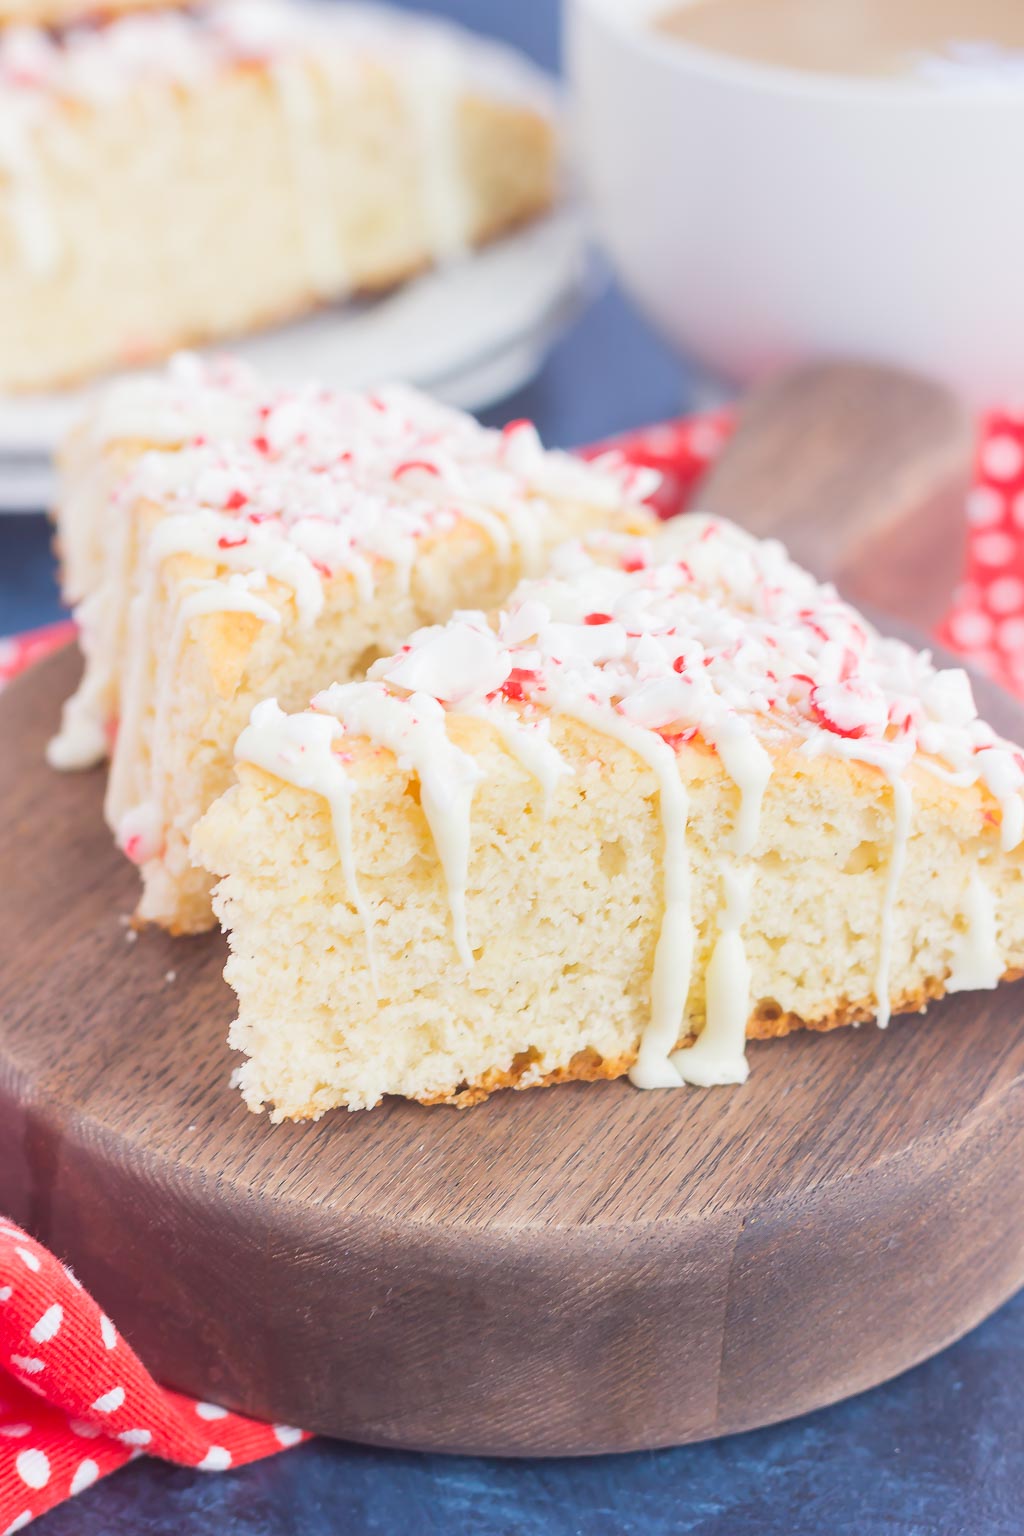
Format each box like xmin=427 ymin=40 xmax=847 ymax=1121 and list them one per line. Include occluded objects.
xmin=192 ymin=515 xmax=1024 ymax=1119
xmin=1 ymin=0 xmax=555 ymax=391
xmin=50 ymin=355 xmax=655 ymax=934
xmin=1 ymin=0 xmax=169 ymax=24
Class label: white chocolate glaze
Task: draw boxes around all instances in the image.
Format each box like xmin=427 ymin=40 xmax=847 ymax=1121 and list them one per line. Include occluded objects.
xmin=316 ymin=681 xmax=483 ymax=969
xmin=236 ymin=514 xmax=1024 ymax=1090
xmin=52 ymin=357 xmax=653 ymax=812
xmin=234 ymin=698 xmax=378 ymax=986
xmin=45 ymin=677 xmax=109 ymax=770
xmin=561 ymin=698 xmax=692 ymax=1093
xmin=271 ymin=55 xmax=346 ymax=299
xmin=401 ymin=29 xmax=471 ymax=261
xmin=0 ymin=0 xmax=547 ymax=282
xmin=245 ymin=682 xmax=481 ymax=970
xmin=672 ymin=864 xmax=753 ymax=1087
xmin=464 ymin=703 xmax=572 ymax=818
xmin=873 ymin=774 xmax=912 ymax=1029
xmin=948 ymin=870 xmax=1003 ymax=992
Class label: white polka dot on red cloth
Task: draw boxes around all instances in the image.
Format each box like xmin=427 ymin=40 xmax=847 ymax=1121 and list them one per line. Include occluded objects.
xmin=99 ymin=1314 xmax=116 ymax=1350
xmin=3 ymin=1512 xmax=33 ymax=1535
xmin=684 ymin=422 xmax=724 ymax=459
xmin=998 ymin=617 xmax=1024 ymax=652
xmin=0 ymin=1424 xmax=31 ymax=1439
xmin=116 ymin=1429 xmax=152 ymax=1447
xmin=982 ymin=434 xmax=1024 ymax=480
xmin=29 ymin=1303 xmax=63 ymax=1344
xmin=195 ymin=1403 xmax=228 ymax=1421
xmin=638 ymin=423 xmax=685 ymax=457
xmin=10 ymin=1356 xmax=44 ymax=1376
xmin=273 ymin=1425 xmax=303 ymax=1448
xmin=66 ymin=1419 xmax=103 ymax=1440
xmin=966 ymin=486 xmax=1005 ymax=527
xmin=985 ymin=576 xmax=1024 ymax=614
xmin=14 ymin=1250 xmax=39 ymax=1275
xmin=0 ymin=1287 xmax=11 ymax=1302
xmin=196 ymin=1446 xmax=232 ymax=1471
xmin=974 ymin=531 xmax=1017 ymax=567
xmin=948 ymin=609 xmax=995 ymax=648
xmin=90 ymin=1387 xmax=125 ymax=1413
xmin=15 ymin=1449 xmax=50 ymax=1490
xmin=69 ymin=1459 xmax=99 ymax=1496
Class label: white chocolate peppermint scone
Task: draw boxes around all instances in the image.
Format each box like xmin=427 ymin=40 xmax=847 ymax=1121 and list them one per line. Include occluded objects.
xmin=49 ymin=355 xmax=657 ymax=933
xmin=192 ymin=515 xmax=1024 ymax=1119
xmin=1 ymin=0 xmax=171 ymax=25
xmin=0 ymin=0 xmax=555 ymax=392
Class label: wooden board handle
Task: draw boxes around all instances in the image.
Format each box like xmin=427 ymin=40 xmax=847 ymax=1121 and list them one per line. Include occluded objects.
xmin=698 ymin=362 xmax=974 ymax=631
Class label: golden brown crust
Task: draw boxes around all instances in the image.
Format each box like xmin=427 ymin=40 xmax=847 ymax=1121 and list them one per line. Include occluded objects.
xmin=416 ymin=966 xmax=1024 ymax=1109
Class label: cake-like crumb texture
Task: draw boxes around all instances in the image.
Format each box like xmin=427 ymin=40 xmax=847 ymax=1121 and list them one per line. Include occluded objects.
xmin=193 ymin=721 xmax=1024 ymax=1118
xmin=191 ymin=516 xmax=1024 ymax=1118
xmin=0 ymin=1 xmax=556 ymax=391
xmin=50 ymin=358 xmax=658 ymax=933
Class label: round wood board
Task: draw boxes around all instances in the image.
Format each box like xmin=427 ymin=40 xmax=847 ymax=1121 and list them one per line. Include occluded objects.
xmin=2 ymin=644 xmax=1024 ymax=1457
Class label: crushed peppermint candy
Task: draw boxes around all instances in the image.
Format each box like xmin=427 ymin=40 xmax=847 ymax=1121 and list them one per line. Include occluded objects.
xmin=347 ymin=513 xmax=1024 ymax=838
xmin=87 ymin=354 xmax=657 ymax=629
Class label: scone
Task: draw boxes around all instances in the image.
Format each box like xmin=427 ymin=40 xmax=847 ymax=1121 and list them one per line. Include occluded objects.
xmin=0 ymin=0 xmax=172 ymax=26
xmin=49 ymin=354 xmax=657 ymax=933
xmin=0 ymin=0 xmax=555 ymax=392
xmin=192 ymin=515 xmax=1024 ymax=1118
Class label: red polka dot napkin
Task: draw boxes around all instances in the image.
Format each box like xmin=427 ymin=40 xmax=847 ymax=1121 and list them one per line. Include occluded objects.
xmin=0 ymin=621 xmax=76 ymax=690
xmin=0 ymin=1216 xmax=308 ymax=1532
xmin=0 ymin=405 xmax=1020 ymax=1530
xmin=937 ymin=409 xmax=1024 ymax=693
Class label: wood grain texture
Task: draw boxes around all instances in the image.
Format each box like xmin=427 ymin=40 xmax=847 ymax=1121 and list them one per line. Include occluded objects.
xmin=700 ymin=360 xmax=973 ymax=628
xmin=1 ymin=363 xmax=1021 ymax=1456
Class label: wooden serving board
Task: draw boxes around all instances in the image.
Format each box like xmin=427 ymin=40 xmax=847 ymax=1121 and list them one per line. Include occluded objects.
xmin=2 ymin=365 xmax=1023 ymax=1458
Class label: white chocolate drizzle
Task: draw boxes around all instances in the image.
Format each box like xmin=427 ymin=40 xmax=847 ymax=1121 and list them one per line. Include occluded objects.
xmin=240 ymin=685 xmax=483 ymax=970
xmin=673 ymin=864 xmax=754 ymax=1086
xmin=400 ymin=29 xmax=471 ymax=261
xmin=234 ymin=699 xmax=377 ymax=987
xmin=463 ymin=703 xmax=572 ymax=818
xmin=316 ymin=681 xmax=483 ymax=969
xmin=557 ymin=698 xmax=692 ymax=1093
xmin=874 ymin=775 xmax=912 ymax=1029
xmin=948 ymin=871 xmax=1002 ymax=992
xmin=232 ymin=513 xmax=1024 ymax=1091
xmin=51 ymin=356 xmax=652 ymax=822
xmin=669 ymin=720 xmax=772 ymax=1083
xmin=271 ymin=54 xmax=345 ymax=299
xmin=0 ymin=0 xmax=541 ymax=281
xmin=46 ymin=668 xmax=109 ymax=770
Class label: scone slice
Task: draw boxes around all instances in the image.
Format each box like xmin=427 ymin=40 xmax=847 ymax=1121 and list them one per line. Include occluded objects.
xmin=0 ymin=0 xmax=173 ymax=26
xmin=192 ymin=516 xmax=1024 ymax=1118
xmin=50 ymin=357 xmax=657 ymax=933
xmin=0 ymin=1 xmax=555 ymax=392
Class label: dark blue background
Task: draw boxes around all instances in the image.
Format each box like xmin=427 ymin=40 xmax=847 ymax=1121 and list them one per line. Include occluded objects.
xmin=4 ymin=4 xmax=1021 ymax=1532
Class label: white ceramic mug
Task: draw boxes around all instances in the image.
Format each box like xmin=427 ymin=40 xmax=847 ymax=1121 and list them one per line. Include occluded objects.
xmin=566 ymin=0 xmax=1024 ymax=405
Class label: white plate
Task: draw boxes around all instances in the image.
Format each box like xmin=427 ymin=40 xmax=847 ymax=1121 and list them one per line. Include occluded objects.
xmin=0 ymin=9 xmax=590 ymax=510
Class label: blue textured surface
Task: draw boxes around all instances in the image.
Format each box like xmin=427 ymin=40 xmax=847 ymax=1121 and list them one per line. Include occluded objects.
xmin=29 ymin=1290 xmax=1024 ymax=1536
xmin=2 ymin=3 xmax=1020 ymax=1531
